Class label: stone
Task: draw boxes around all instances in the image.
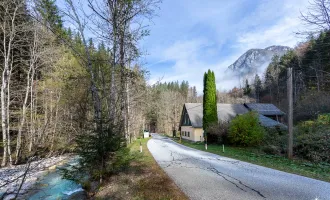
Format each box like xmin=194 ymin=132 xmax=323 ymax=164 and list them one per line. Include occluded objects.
xmin=3 ymin=194 xmax=16 ymax=200
xmin=67 ymin=190 xmax=87 ymax=200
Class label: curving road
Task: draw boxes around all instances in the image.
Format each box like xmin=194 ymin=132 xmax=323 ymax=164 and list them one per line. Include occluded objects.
xmin=147 ymin=134 xmax=330 ymax=200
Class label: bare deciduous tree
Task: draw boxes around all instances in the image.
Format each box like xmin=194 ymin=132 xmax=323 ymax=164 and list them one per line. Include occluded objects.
xmin=301 ymin=0 xmax=330 ymax=31
xmin=1 ymin=0 xmax=28 ymax=166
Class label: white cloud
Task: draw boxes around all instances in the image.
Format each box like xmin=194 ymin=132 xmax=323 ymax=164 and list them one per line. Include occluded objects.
xmin=236 ymin=0 xmax=310 ymax=51
xmin=147 ymin=0 xmax=311 ymax=93
xmin=149 ymin=38 xmax=211 ymax=92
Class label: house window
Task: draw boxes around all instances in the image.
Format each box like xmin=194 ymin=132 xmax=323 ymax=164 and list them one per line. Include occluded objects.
xmin=185 ymin=113 xmax=189 ymax=125
xmin=188 ymin=132 xmax=190 ymax=137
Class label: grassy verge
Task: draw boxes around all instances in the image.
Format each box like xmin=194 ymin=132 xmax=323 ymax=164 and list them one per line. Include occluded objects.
xmin=174 ymin=138 xmax=330 ymax=183
xmin=95 ymin=138 xmax=188 ymax=200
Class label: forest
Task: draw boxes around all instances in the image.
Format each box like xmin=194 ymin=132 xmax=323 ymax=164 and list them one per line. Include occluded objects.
xmin=243 ymin=30 xmax=330 ymax=123
xmin=0 ymin=0 xmax=202 ymax=184
xmin=0 ymin=0 xmax=167 ymax=181
xmin=1 ymin=1 xmax=330 ymax=198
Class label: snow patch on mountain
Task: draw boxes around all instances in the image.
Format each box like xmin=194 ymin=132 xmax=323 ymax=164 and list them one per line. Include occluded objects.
xmin=227 ymin=45 xmax=291 ymax=81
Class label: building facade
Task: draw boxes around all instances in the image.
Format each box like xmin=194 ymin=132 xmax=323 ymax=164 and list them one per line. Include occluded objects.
xmin=179 ymin=103 xmax=286 ymax=142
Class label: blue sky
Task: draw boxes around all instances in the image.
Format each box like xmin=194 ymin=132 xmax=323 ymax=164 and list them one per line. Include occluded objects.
xmin=139 ymin=0 xmax=310 ymax=92
xmin=57 ymin=0 xmax=310 ymax=92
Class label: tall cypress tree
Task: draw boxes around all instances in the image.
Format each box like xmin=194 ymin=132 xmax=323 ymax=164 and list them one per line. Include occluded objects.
xmin=203 ymin=70 xmax=218 ymax=134
xmin=203 ymin=72 xmax=207 ymax=130
xmin=211 ymin=71 xmax=218 ymax=122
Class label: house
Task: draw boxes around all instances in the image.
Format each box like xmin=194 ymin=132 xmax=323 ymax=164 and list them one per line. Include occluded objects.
xmin=243 ymin=103 xmax=285 ymax=123
xmin=179 ymin=103 xmax=286 ymax=142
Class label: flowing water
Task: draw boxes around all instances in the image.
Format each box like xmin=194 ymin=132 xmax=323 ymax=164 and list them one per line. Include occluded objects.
xmin=26 ymin=158 xmax=86 ymax=200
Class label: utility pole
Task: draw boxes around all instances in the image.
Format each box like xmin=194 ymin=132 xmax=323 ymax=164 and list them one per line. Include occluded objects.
xmin=287 ymin=67 xmax=293 ymax=159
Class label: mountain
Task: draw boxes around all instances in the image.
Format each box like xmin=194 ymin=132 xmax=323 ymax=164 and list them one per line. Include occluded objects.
xmin=227 ymin=45 xmax=291 ymax=79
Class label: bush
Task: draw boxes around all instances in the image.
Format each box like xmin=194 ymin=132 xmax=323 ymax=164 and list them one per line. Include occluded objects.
xmin=207 ymin=121 xmax=230 ymax=144
xmin=294 ymin=125 xmax=330 ymax=163
xmin=228 ymin=112 xmax=265 ymax=146
xmin=262 ymin=145 xmax=280 ymax=155
xmin=262 ymin=127 xmax=288 ymax=155
xmin=106 ymin=147 xmax=137 ymax=173
xmin=316 ymin=113 xmax=330 ymax=125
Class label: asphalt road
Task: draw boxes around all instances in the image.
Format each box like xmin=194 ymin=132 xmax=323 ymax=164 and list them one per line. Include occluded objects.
xmin=147 ymin=134 xmax=330 ymax=200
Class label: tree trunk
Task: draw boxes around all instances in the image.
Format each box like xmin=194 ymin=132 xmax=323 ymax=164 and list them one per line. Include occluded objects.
xmin=68 ymin=0 xmax=102 ymax=130
xmin=29 ymin=67 xmax=35 ymax=152
xmin=1 ymin=68 xmax=8 ymax=167
xmin=7 ymin=67 xmax=12 ymax=165
xmin=15 ymin=63 xmax=33 ymax=164
xmin=50 ymin=91 xmax=61 ymax=152
xmin=126 ymin=70 xmax=130 ymax=143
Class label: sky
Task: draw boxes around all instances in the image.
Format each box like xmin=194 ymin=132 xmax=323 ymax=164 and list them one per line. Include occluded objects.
xmin=57 ymin=0 xmax=311 ymax=93
xmin=139 ymin=0 xmax=311 ymax=92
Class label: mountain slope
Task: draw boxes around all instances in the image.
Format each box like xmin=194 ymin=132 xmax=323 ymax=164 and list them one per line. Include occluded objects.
xmin=228 ymin=45 xmax=291 ymax=78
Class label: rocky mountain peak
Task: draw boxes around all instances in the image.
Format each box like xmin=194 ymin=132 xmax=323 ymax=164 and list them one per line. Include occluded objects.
xmin=227 ymin=45 xmax=291 ymax=79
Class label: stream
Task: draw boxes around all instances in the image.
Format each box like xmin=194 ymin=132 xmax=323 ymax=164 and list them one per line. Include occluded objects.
xmin=24 ymin=158 xmax=87 ymax=200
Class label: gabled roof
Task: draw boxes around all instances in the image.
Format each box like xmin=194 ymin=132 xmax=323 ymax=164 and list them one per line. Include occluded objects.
xmin=184 ymin=103 xmax=203 ymax=128
xmin=244 ymin=103 xmax=285 ymax=116
xmin=217 ymin=104 xmax=249 ymax=121
xmin=258 ymin=114 xmax=287 ymax=128
xmin=182 ymin=103 xmax=287 ymax=128
xmin=184 ymin=103 xmax=249 ymax=128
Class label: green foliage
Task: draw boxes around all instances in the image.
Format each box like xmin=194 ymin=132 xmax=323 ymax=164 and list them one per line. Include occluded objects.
xmin=295 ymin=122 xmax=330 ymax=163
xmin=228 ymin=112 xmax=265 ymax=146
xmin=208 ymin=121 xmax=230 ymax=144
xmin=316 ymin=113 xmax=330 ymax=125
xmin=261 ymin=31 xmax=330 ymax=122
xmin=254 ymin=74 xmax=262 ymax=102
xmin=243 ymin=79 xmax=251 ymax=96
xmin=106 ymin=147 xmax=138 ymax=173
xmin=261 ymin=115 xmax=330 ymax=163
xmin=36 ymin=0 xmax=64 ymax=34
xmin=74 ymin=125 xmax=126 ymax=180
xmin=178 ymin=140 xmax=330 ymax=182
xmin=203 ymin=70 xmax=218 ymax=132
xmin=262 ymin=127 xmax=287 ymax=155
xmin=294 ymin=91 xmax=330 ymax=122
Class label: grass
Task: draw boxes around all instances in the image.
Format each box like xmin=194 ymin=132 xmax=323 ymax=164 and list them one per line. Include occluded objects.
xmin=95 ymin=138 xmax=188 ymax=200
xmin=173 ymin=138 xmax=330 ymax=183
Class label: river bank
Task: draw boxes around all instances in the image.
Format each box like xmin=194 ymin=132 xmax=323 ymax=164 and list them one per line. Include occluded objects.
xmin=0 ymin=155 xmax=72 ymax=200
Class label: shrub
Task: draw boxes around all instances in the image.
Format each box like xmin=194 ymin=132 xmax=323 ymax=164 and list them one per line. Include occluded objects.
xmin=294 ymin=125 xmax=330 ymax=163
xmin=262 ymin=127 xmax=287 ymax=155
xmin=262 ymin=145 xmax=280 ymax=155
xmin=228 ymin=112 xmax=265 ymax=146
xmin=207 ymin=120 xmax=230 ymax=144
xmin=316 ymin=113 xmax=330 ymax=125
xmin=106 ymin=147 xmax=137 ymax=173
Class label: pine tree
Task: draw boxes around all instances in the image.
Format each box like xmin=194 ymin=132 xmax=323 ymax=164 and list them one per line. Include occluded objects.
xmin=243 ymin=79 xmax=251 ymax=95
xmin=254 ymin=74 xmax=262 ymax=103
xmin=36 ymin=0 xmax=64 ymax=36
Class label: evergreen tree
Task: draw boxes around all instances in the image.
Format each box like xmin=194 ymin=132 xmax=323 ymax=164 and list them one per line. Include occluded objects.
xmin=243 ymin=79 xmax=251 ymax=95
xmin=254 ymin=74 xmax=262 ymax=103
xmin=203 ymin=70 xmax=218 ymax=135
xmin=36 ymin=0 xmax=64 ymax=36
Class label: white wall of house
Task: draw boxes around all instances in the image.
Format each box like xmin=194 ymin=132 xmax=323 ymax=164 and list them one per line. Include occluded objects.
xmin=181 ymin=126 xmax=194 ymax=141
xmin=181 ymin=126 xmax=204 ymax=142
xmin=193 ymin=128 xmax=204 ymax=142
